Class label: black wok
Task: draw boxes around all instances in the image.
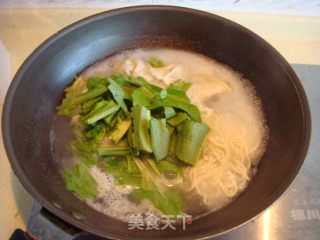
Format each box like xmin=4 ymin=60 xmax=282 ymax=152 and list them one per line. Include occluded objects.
xmin=2 ymin=6 xmax=310 ymax=239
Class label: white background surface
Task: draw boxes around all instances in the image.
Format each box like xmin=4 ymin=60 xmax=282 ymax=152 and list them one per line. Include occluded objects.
xmin=0 ymin=5 xmax=319 ymax=240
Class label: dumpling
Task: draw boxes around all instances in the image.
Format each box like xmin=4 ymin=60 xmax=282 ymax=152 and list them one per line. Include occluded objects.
xmin=149 ymin=64 xmax=183 ymax=86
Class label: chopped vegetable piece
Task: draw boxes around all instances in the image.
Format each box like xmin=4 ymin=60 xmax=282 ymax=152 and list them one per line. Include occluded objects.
xmin=117 ymin=174 xmax=142 ymax=187
xmin=132 ymin=82 xmax=162 ymax=107
xmin=166 ymin=79 xmax=192 ymax=101
xmin=86 ymin=76 xmax=108 ymax=90
xmin=166 ymin=133 xmax=176 ymax=162
xmin=124 ymin=75 xmax=146 ymax=86
xmin=121 ymin=85 xmax=135 ymax=100
xmin=157 ymin=160 xmax=183 ymax=178
xmin=131 ymin=189 xmax=183 ymax=215
xmin=72 ymin=85 xmax=108 ymax=105
xmin=82 ymin=97 xmax=103 ymax=114
xmin=109 ymin=72 xmax=146 ymax=87
xmin=150 ymin=118 xmax=170 ymax=161
xmin=107 ymin=115 xmax=118 ymax=131
xmin=70 ymin=119 xmax=100 ymax=164
xmin=71 ymin=138 xmax=97 ymax=165
xmin=103 ymin=109 xmax=119 ymax=126
xmin=146 ymin=158 xmax=162 ymax=176
xmin=100 ymin=158 xmax=142 ymax=187
xmin=57 ymin=77 xmax=86 ymax=117
xmin=166 ymin=88 xmax=189 ymax=101
xmin=97 ymin=146 xmax=131 ymax=156
xmin=168 ymin=79 xmax=192 ymax=92
xmin=130 ymin=76 xmax=147 ymax=86
xmin=85 ymin=123 xmax=106 ymax=145
xmin=149 ymin=57 xmax=165 ymax=68
xmin=63 ymin=163 xmax=97 ymax=199
xmin=144 ymin=82 xmax=162 ymax=95
xmin=110 ymin=119 xmax=132 ymax=144
xmin=101 ymin=157 xmax=126 ymax=169
xmin=108 ymin=79 xmax=128 ymax=113
xmin=132 ymin=158 xmax=165 ymax=192
xmin=160 ymin=89 xmax=167 ymax=99
xmin=127 ymin=155 xmax=140 ymax=174
xmin=127 ymin=126 xmax=137 ymax=148
xmin=167 ymin=124 xmax=175 ymax=137
xmin=132 ymin=106 xmax=152 ymax=153
xmin=167 ymin=112 xmax=189 ymax=126
xmin=132 ymin=86 xmax=154 ymax=106
xmin=108 ymin=73 xmax=128 ymax=85
xmin=164 ymin=107 xmax=176 ymax=119
xmin=175 ymin=120 xmax=210 ymax=165
xmin=85 ymin=102 xmax=120 ymax=125
xmin=83 ymin=100 xmax=110 ymax=119
xmin=101 ymin=157 xmax=129 ymax=175
xmin=150 ymin=94 xmax=201 ymax=122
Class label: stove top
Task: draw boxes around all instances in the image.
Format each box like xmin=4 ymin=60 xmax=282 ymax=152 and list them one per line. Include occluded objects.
xmin=23 ymin=64 xmax=320 ymax=240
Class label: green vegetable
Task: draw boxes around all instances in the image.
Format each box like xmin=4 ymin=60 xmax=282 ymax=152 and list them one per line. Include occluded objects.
xmin=85 ymin=101 xmax=120 ymax=125
xmin=109 ymin=119 xmax=131 ymax=144
xmin=81 ymin=97 xmax=103 ymax=114
xmin=132 ymin=105 xmax=152 ymax=153
xmin=130 ymin=157 xmax=183 ymax=215
xmin=167 ymin=124 xmax=175 ymax=138
xmin=146 ymin=158 xmax=162 ymax=177
xmin=109 ymin=72 xmax=146 ymax=86
xmin=117 ymin=174 xmax=142 ymax=187
xmin=101 ymin=157 xmax=129 ymax=175
xmin=160 ymin=89 xmax=167 ymax=99
xmin=103 ymin=109 xmax=119 ymax=128
xmin=57 ymin=71 xmax=210 ymax=214
xmin=144 ymin=82 xmax=162 ymax=95
xmin=150 ymin=118 xmax=170 ymax=161
xmin=121 ymin=85 xmax=135 ymax=100
xmin=72 ymin=85 xmax=108 ymax=105
xmin=164 ymin=106 xmax=176 ymax=119
xmin=167 ymin=112 xmax=189 ymax=126
xmin=157 ymin=160 xmax=182 ymax=179
xmin=63 ymin=163 xmax=97 ymax=199
xmin=83 ymin=100 xmax=110 ymax=119
xmin=99 ymin=156 xmax=142 ymax=187
xmin=175 ymin=120 xmax=210 ymax=165
xmin=71 ymin=137 xmax=98 ymax=166
xmin=150 ymin=94 xmax=201 ymax=122
xmin=166 ymin=79 xmax=192 ymax=101
xmin=98 ymin=146 xmax=131 ymax=156
xmin=108 ymin=79 xmax=128 ymax=113
xmin=132 ymin=86 xmax=154 ymax=107
xmin=131 ymin=188 xmax=183 ymax=215
xmin=127 ymin=155 xmax=140 ymax=173
xmin=85 ymin=123 xmax=106 ymax=145
xmin=86 ymin=76 xmax=108 ymax=90
xmin=124 ymin=75 xmax=146 ymax=86
xmin=168 ymin=79 xmax=192 ymax=92
xmin=133 ymin=158 xmax=164 ymax=192
xmin=149 ymin=57 xmax=165 ymax=68
xmin=57 ymin=78 xmax=87 ymax=117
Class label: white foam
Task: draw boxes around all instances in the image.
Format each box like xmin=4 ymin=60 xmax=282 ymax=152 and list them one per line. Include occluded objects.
xmin=86 ymin=166 xmax=161 ymax=222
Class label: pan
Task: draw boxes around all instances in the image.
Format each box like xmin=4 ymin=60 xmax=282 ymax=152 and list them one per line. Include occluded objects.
xmin=2 ymin=6 xmax=311 ymax=239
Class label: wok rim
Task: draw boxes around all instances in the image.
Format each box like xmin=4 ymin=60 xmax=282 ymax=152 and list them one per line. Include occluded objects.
xmin=1 ymin=5 xmax=311 ymax=239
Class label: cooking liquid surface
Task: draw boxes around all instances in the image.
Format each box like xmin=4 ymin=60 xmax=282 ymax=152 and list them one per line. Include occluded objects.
xmin=51 ymin=48 xmax=268 ymax=222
